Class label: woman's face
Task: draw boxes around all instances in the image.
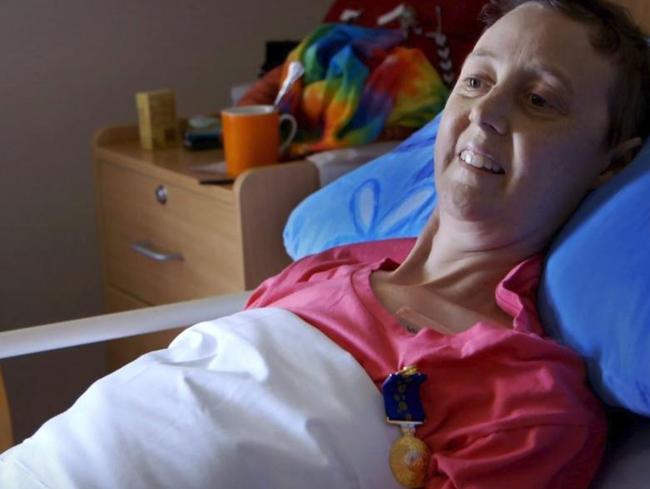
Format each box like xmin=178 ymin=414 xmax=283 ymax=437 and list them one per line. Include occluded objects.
xmin=434 ymin=2 xmax=616 ymax=250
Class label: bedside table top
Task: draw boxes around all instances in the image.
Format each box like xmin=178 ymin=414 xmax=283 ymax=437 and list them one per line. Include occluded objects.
xmin=93 ymin=123 xmax=315 ymax=200
xmin=93 ymin=124 xmax=235 ymax=196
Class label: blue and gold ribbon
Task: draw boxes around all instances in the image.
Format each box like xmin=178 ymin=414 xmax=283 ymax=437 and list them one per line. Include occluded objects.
xmin=382 ymin=365 xmax=430 ymax=488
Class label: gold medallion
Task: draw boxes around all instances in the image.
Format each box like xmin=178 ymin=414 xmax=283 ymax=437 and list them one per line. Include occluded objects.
xmin=388 ymin=425 xmax=431 ymax=489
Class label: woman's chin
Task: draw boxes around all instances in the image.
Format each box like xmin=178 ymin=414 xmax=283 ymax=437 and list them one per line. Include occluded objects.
xmin=438 ymin=189 xmax=499 ymax=224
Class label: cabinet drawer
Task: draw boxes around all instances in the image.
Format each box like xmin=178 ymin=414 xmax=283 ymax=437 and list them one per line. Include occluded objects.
xmin=99 ymin=161 xmax=244 ymax=304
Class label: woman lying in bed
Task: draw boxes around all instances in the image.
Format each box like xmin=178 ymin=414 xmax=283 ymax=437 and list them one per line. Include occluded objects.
xmin=247 ymin=0 xmax=650 ymax=487
xmin=2 ymin=1 xmax=649 ymax=488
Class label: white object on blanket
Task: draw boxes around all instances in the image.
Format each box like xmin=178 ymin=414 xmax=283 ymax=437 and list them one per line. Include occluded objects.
xmin=377 ymin=4 xmax=408 ymax=26
xmin=0 ymin=308 xmax=400 ymax=489
xmin=340 ymin=8 xmax=364 ymax=22
xmin=307 ymin=141 xmax=400 ymax=185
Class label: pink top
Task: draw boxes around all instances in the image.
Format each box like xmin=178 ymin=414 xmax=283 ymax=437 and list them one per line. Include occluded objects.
xmin=246 ymin=238 xmax=606 ymax=488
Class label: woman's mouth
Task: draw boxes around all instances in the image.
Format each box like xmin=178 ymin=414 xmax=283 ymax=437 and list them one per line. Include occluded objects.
xmin=459 ymin=149 xmax=505 ymax=174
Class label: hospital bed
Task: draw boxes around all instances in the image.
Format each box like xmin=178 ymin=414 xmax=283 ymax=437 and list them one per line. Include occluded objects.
xmin=3 ymin=113 xmax=650 ymax=487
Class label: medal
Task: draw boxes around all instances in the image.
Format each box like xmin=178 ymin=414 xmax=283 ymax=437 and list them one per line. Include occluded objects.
xmin=382 ymin=365 xmax=430 ymax=488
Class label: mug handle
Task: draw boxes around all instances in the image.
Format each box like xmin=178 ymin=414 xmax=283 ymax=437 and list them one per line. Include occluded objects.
xmin=278 ymin=113 xmax=298 ymax=155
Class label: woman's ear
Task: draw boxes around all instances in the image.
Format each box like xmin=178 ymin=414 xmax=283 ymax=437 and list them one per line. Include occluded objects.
xmin=608 ymin=136 xmax=643 ymax=163
xmin=595 ymin=136 xmax=643 ymax=187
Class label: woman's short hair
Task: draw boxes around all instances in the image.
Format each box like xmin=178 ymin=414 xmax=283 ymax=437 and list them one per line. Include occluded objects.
xmin=480 ymin=0 xmax=650 ymax=151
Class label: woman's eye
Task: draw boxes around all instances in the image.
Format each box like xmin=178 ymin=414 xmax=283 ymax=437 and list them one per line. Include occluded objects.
xmin=464 ymin=77 xmax=482 ymax=90
xmin=529 ymin=93 xmax=551 ymax=108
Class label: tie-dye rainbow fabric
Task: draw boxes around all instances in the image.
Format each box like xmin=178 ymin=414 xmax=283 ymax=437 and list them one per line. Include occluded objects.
xmin=279 ymin=23 xmax=449 ymax=157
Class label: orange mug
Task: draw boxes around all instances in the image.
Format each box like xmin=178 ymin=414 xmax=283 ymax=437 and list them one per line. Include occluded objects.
xmin=220 ymin=105 xmax=297 ymax=177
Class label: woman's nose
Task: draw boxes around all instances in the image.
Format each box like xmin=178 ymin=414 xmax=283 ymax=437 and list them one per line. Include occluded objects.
xmin=468 ymin=89 xmax=510 ymax=135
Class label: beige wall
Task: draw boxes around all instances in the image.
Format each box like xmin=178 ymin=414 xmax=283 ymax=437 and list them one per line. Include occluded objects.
xmin=0 ymin=0 xmax=330 ymax=442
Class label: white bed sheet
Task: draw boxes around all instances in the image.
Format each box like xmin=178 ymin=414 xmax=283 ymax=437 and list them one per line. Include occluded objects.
xmin=0 ymin=308 xmax=400 ymax=489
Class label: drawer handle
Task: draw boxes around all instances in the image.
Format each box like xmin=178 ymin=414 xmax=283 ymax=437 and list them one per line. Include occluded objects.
xmin=131 ymin=241 xmax=184 ymax=262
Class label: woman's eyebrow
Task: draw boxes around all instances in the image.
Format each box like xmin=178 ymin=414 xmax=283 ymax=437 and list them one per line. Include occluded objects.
xmin=530 ymin=63 xmax=574 ymax=96
xmin=466 ymin=48 xmax=497 ymax=61
xmin=467 ymin=48 xmax=574 ymax=95
xmin=459 ymin=48 xmax=496 ymax=74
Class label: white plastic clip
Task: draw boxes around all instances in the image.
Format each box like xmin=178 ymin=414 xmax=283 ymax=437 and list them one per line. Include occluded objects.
xmin=377 ymin=3 xmax=419 ymax=38
xmin=377 ymin=4 xmax=407 ymax=26
xmin=340 ymin=8 xmax=363 ymax=23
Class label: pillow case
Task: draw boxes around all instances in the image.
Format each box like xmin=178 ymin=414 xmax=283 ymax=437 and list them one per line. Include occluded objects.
xmin=538 ymin=141 xmax=650 ymax=416
xmin=283 ymin=113 xmax=439 ymax=260
xmin=285 ymin=114 xmax=650 ymax=416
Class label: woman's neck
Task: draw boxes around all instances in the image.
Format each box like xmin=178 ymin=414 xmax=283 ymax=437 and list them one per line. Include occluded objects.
xmin=384 ymin=213 xmax=537 ymax=314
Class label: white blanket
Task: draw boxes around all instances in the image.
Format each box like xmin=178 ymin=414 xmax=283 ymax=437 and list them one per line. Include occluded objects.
xmin=0 ymin=308 xmax=400 ymax=489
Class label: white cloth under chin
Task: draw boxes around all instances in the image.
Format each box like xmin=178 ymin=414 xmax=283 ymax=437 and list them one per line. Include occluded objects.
xmin=0 ymin=308 xmax=400 ymax=489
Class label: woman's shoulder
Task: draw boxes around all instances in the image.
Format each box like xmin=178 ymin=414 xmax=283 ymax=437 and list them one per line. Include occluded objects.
xmin=308 ymin=238 xmax=415 ymax=264
xmin=283 ymin=238 xmax=415 ymax=281
xmin=246 ymin=238 xmax=415 ymax=308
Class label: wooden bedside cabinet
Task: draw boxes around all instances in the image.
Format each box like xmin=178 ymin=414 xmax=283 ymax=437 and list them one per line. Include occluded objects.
xmin=93 ymin=124 xmax=319 ymax=368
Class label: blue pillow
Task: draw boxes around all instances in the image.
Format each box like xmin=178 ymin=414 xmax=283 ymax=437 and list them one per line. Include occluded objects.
xmin=285 ymin=114 xmax=650 ymax=416
xmin=538 ymin=141 xmax=650 ymax=416
xmin=283 ymin=114 xmax=439 ymax=260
